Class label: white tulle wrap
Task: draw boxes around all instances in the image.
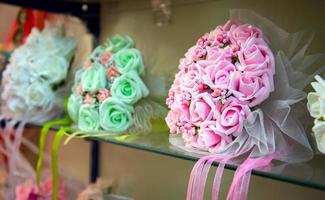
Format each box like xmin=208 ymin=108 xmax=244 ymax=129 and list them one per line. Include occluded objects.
xmin=0 ymin=23 xmax=76 ymax=124
xmin=170 ymin=9 xmax=324 ymax=163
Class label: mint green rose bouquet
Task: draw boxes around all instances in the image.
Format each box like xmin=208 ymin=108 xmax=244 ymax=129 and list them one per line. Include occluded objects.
xmin=67 ymin=34 xmax=161 ymax=134
xmin=37 ymin=35 xmax=167 ymax=200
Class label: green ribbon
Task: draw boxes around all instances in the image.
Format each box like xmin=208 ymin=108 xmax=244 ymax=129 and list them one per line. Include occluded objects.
xmin=36 ymin=116 xmax=72 ymax=185
xmin=52 ymin=126 xmax=72 ymax=200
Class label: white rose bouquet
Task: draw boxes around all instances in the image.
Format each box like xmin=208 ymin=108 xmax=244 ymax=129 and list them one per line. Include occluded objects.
xmin=0 ymin=23 xmax=76 ymax=124
xmin=307 ymin=75 xmax=325 ymax=153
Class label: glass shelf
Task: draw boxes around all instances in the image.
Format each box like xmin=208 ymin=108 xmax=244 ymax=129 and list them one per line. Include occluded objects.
xmin=78 ymin=121 xmax=325 ymax=191
xmin=23 ymin=118 xmax=325 ymax=190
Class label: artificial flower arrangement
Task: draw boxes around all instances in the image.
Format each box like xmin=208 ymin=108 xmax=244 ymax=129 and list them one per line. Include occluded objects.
xmin=67 ymin=34 xmax=149 ymax=133
xmin=0 ymin=8 xmax=48 ymax=83
xmin=166 ymin=9 xmax=322 ymax=200
xmin=0 ymin=23 xmax=76 ymax=124
xmin=0 ymin=23 xmax=76 ymax=199
xmin=166 ymin=19 xmax=275 ymax=153
xmin=0 ymin=18 xmax=93 ymax=199
xmin=307 ymin=75 xmax=325 ymax=154
xmin=36 ymin=34 xmax=166 ymax=200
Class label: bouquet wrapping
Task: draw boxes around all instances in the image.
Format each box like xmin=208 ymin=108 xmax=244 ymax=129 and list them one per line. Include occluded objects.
xmin=166 ymin=9 xmax=323 ymax=200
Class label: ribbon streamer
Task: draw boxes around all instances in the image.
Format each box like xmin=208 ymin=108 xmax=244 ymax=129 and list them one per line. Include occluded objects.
xmin=36 ymin=116 xmax=72 ymax=185
xmin=52 ymin=126 xmax=73 ymax=200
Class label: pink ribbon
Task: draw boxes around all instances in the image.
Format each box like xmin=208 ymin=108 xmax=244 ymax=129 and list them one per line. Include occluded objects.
xmin=187 ymin=154 xmax=274 ymax=200
xmin=226 ymin=155 xmax=274 ymax=200
xmin=187 ymin=155 xmax=231 ymax=200
xmin=211 ymin=157 xmax=230 ymax=200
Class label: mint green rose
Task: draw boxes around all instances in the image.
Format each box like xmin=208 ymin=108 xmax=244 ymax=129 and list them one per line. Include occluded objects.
xmin=111 ymin=70 xmax=149 ymax=104
xmin=89 ymin=45 xmax=105 ymax=62
xmin=106 ymin=35 xmax=134 ymax=53
xmin=114 ymin=48 xmax=144 ymax=75
xmin=78 ymin=105 xmax=100 ymax=132
xmin=25 ymin=82 xmax=53 ymax=107
xmin=81 ymin=63 xmax=107 ymax=93
xmin=99 ymin=98 xmax=134 ymax=132
xmin=67 ymin=94 xmax=82 ymax=122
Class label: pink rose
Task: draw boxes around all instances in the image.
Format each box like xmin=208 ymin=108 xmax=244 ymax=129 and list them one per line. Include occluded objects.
xmin=197 ymin=128 xmax=220 ymax=150
xmin=189 ymin=93 xmax=219 ymax=125
xmin=203 ymin=60 xmax=236 ymax=90
xmin=196 ymin=121 xmax=232 ymax=150
xmin=229 ymin=71 xmax=274 ymax=107
xmin=216 ymin=98 xmax=251 ymax=136
xmin=195 ymin=46 xmax=233 ymax=70
xmin=204 ymin=46 xmax=233 ymax=62
xmin=237 ymin=37 xmax=275 ymax=76
xmin=180 ymin=64 xmax=207 ymax=93
xmin=186 ymin=45 xmax=207 ymax=62
xmin=180 ymin=69 xmax=200 ymax=92
xmin=229 ymin=23 xmax=263 ymax=44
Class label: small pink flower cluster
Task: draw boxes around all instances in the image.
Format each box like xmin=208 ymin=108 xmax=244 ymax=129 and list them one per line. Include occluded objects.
xmin=166 ymin=20 xmax=275 ymax=152
xmin=15 ymin=179 xmax=65 ymax=200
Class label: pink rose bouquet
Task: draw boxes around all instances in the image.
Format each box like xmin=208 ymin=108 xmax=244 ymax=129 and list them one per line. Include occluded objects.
xmin=166 ymin=20 xmax=275 ymax=152
xmin=166 ymin=9 xmax=322 ymax=200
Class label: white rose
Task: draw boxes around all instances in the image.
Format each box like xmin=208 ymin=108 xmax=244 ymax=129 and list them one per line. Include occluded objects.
xmin=307 ymin=75 xmax=325 ymax=119
xmin=25 ymin=82 xmax=54 ymax=107
xmin=30 ymin=55 xmax=69 ymax=84
xmin=312 ymin=119 xmax=325 ymax=153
